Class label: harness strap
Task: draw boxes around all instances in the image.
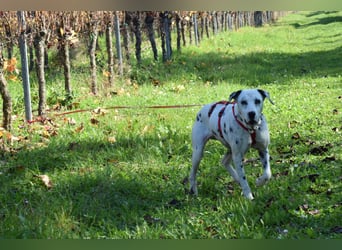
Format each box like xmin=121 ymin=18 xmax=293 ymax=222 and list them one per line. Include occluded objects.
xmin=217 ymin=103 xmax=229 ymax=138
xmin=209 ymin=101 xmax=257 ymax=145
xmin=208 ymin=101 xmax=229 ymax=118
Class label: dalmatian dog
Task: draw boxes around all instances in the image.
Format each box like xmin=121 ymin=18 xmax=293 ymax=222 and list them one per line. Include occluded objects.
xmin=189 ymin=89 xmax=274 ymax=200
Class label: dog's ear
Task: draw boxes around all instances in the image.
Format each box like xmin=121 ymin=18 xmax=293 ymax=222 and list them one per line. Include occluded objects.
xmin=258 ymin=89 xmax=274 ymax=105
xmin=228 ymin=90 xmax=242 ymax=102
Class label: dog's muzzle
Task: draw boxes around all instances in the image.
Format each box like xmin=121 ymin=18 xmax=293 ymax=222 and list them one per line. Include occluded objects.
xmin=241 ymin=112 xmax=261 ymax=130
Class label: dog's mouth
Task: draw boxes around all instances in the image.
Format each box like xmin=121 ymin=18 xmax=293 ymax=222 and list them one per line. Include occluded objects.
xmin=245 ymin=119 xmax=261 ymax=129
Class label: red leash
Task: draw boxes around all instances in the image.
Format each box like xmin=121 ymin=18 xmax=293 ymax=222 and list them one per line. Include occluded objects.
xmin=53 ymin=104 xmax=202 ymax=117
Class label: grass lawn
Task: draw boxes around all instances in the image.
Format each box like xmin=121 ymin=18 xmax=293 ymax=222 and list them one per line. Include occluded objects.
xmin=0 ymin=11 xmax=341 ymax=239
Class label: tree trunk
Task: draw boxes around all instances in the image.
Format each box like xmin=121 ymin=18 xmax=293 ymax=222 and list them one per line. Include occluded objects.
xmin=44 ymin=49 xmax=49 ymax=69
xmin=160 ymin=11 xmax=172 ymax=62
xmin=17 ymin=11 xmax=32 ymax=122
xmin=105 ymin=13 xmax=114 ymax=86
xmin=193 ymin=13 xmax=199 ymax=46
xmin=212 ymin=11 xmax=218 ymax=35
xmin=205 ymin=13 xmax=210 ymax=38
xmin=227 ymin=12 xmax=233 ymax=31
xmin=238 ymin=11 xmax=244 ymax=28
xmin=175 ymin=13 xmax=181 ymax=51
xmin=4 ymin=23 xmax=14 ymax=59
xmin=89 ymin=19 xmax=98 ymax=95
xmin=160 ymin=13 xmax=166 ymax=61
xmin=29 ymin=44 xmax=34 ymax=72
xmin=181 ymin=16 xmax=186 ymax=46
xmin=254 ymin=11 xmax=263 ymax=27
xmin=34 ymin=30 xmax=47 ymax=116
xmin=62 ymin=40 xmax=72 ymax=95
xmin=0 ymin=45 xmax=12 ymax=131
xmin=188 ymin=17 xmax=193 ymax=45
xmin=216 ymin=11 xmax=222 ymax=32
xmin=132 ymin=12 xmax=142 ymax=64
xmin=114 ymin=11 xmax=123 ymax=76
xmin=145 ymin=12 xmax=158 ymax=60
xmin=123 ymin=11 xmax=132 ymax=62
xmin=57 ymin=16 xmax=72 ymax=97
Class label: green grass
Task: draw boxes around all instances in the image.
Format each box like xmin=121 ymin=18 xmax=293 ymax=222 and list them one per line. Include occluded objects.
xmin=0 ymin=11 xmax=341 ymax=239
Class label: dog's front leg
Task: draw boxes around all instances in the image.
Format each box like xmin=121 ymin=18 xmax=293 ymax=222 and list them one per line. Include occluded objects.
xmin=256 ymin=148 xmax=272 ymax=186
xmin=232 ymin=153 xmax=254 ymax=200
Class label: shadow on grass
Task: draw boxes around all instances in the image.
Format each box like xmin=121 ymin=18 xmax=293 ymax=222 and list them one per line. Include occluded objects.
xmin=3 ymin=126 xmax=341 ymax=238
xmin=2 ymin=133 xmax=192 ymax=237
xmin=300 ymin=12 xmax=342 ymax=26
xmin=134 ymin=45 xmax=342 ymax=86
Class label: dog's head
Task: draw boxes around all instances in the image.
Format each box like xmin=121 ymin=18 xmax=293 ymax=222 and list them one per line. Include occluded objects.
xmin=229 ymin=89 xmax=274 ymax=130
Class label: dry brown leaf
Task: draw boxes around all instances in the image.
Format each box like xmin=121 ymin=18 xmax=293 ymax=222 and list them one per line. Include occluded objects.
xmin=35 ymin=174 xmax=53 ymax=188
xmin=66 ymin=117 xmax=77 ymax=125
xmin=90 ymin=118 xmax=99 ymax=125
xmin=75 ymin=123 xmax=84 ymax=133
xmin=141 ymin=125 xmax=155 ymax=135
xmin=108 ymin=136 xmax=116 ymax=143
xmin=308 ymin=209 xmax=320 ymax=216
xmin=107 ymin=158 xmax=119 ymax=164
xmin=92 ymin=107 xmax=108 ymax=116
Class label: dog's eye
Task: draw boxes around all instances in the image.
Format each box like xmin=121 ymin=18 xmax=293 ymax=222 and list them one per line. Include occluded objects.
xmin=255 ymin=99 xmax=261 ymax=105
xmin=241 ymin=100 xmax=248 ymax=106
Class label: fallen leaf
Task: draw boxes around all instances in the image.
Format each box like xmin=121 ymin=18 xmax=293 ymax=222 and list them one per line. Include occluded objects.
xmin=307 ymin=209 xmax=320 ymax=216
xmin=288 ymin=120 xmax=299 ymax=129
xmin=298 ymin=204 xmax=309 ymax=211
xmin=92 ymin=107 xmax=108 ymax=116
xmin=291 ymin=132 xmax=301 ymax=140
xmin=332 ymin=127 xmax=340 ymax=132
xmin=108 ymin=136 xmax=116 ymax=143
xmin=66 ymin=117 xmax=77 ymax=125
xmin=71 ymin=102 xmax=80 ymax=109
xmin=42 ymin=129 xmax=51 ymax=138
xmin=107 ymin=158 xmax=119 ymax=164
xmin=162 ymin=174 xmax=170 ymax=181
xmin=75 ymin=123 xmax=84 ymax=133
xmin=35 ymin=174 xmax=53 ymax=188
xmin=90 ymin=118 xmax=99 ymax=125
xmin=143 ymin=214 xmax=161 ymax=225
xmin=102 ymin=70 xmax=110 ymax=77
xmin=141 ymin=125 xmax=155 ymax=135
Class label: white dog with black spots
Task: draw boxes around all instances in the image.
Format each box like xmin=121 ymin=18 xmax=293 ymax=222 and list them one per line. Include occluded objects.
xmin=189 ymin=89 xmax=274 ymax=200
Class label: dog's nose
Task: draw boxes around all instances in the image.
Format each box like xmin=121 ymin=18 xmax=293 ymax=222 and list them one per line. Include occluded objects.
xmin=248 ymin=111 xmax=256 ymax=121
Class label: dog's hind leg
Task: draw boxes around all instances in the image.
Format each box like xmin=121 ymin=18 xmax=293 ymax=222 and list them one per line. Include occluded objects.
xmin=189 ymin=123 xmax=211 ymax=195
xmin=222 ymin=153 xmax=239 ymax=183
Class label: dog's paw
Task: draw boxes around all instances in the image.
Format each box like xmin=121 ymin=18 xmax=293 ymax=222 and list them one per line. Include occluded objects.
xmin=256 ymin=176 xmax=267 ymax=187
xmin=242 ymin=190 xmax=254 ymax=200
xmin=242 ymin=192 xmax=254 ymax=200
xmin=189 ymin=186 xmax=198 ymax=196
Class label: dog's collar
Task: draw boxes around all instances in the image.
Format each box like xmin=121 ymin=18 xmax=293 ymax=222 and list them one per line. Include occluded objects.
xmin=232 ymin=104 xmax=257 ymax=145
xmin=211 ymin=101 xmax=257 ymax=145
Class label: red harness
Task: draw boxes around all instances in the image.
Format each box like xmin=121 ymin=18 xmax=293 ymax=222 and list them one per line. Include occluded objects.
xmin=209 ymin=101 xmax=257 ymax=145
